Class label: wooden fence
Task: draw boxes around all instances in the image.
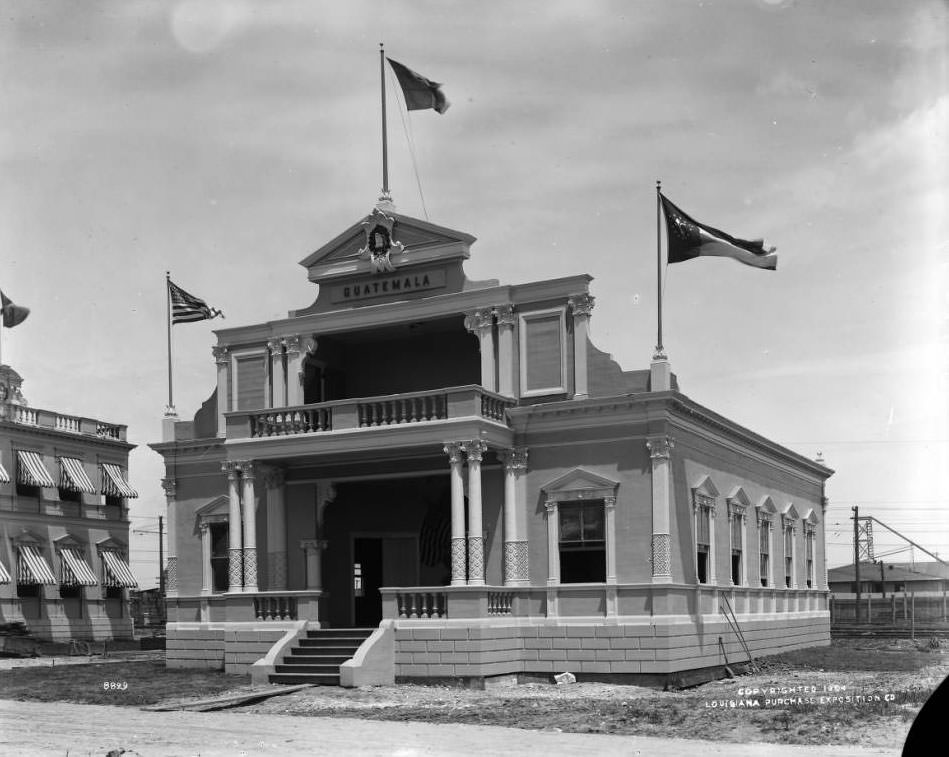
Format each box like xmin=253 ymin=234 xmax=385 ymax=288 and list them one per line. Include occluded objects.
xmin=830 ymin=592 xmax=948 ymax=625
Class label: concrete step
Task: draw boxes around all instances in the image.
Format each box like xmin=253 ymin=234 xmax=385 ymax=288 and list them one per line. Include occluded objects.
xmin=286 ymin=653 xmax=352 ymax=664
xmin=268 ymin=672 xmax=340 ymax=685
xmin=295 ymin=643 xmax=363 ymax=655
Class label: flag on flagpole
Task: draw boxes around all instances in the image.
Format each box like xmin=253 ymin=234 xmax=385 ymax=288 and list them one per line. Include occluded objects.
xmin=660 ymin=194 xmax=778 ymax=270
xmin=386 ymin=58 xmax=450 ymax=114
xmin=168 ymin=280 xmax=223 ymax=324
xmin=0 ymin=290 xmax=30 ymax=328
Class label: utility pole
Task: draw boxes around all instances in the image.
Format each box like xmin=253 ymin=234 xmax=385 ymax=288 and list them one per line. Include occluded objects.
xmin=879 ymin=560 xmax=886 ymax=599
xmin=853 ymin=506 xmax=861 ymax=623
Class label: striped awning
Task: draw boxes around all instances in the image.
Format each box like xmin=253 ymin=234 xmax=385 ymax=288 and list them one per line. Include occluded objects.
xmin=101 ymin=463 xmax=138 ymax=498
xmin=0 ymin=459 xmax=9 ymax=484
xmin=16 ymin=545 xmax=57 ymax=585
xmin=59 ymin=457 xmax=96 ymax=494
xmin=0 ymin=559 xmax=10 ymax=584
xmin=59 ymin=548 xmax=98 ymax=586
xmin=16 ymin=451 xmax=55 ymax=488
xmin=101 ymin=551 xmax=138 ymax=588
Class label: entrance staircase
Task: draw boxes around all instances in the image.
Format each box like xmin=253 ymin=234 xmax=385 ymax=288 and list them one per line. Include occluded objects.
xmin=268 ymin=628 xmax=375 ymax=685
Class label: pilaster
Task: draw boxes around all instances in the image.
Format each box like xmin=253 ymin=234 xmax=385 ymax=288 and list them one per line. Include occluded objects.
xmin=240 ymin=461 xmax=258 ymax=592
xmin=222 ymin=461 xmax=243 ymax=592
xmin=646 ymin=435 xmax=674 ymax=583
xmin=212 ymin=345 xmax=229 ymax=437
xmin=494 ymin=304 xmax=516 ymax=397
xmin=568 ymin=294 xmax=594 ymax=399
xmin=500 ymin=446 xmax=529 ymax=586
xmin=161 ymin=477 xmax=178 ymax=596
xmin=263 ymin=466 xmax=287 ymax=591
xmin=267 ymin=338 xmax=287 ymax=409
xmin=284 ymin=335 xmax=317 ymax=406
xmin=465 ymin=309 xmax=496 ymax=393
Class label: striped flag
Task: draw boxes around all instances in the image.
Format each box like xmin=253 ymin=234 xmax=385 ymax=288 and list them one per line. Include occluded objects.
xmin=168 ymin=279 xmax=223 ymax=324
xmin=660 ymin=194 xmax=778 ymax=270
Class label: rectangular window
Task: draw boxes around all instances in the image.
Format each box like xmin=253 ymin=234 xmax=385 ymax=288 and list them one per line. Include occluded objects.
xmin=559 ymin=500 xmax=605 ymax=583
xmin=805 ymin=530 xmax=814 ymax=588
xmin=784 ymin=527 xmax=794 ymax=588
xmin=59 ymin=487 xmax=82 ymax=503
xmin=759 ymin=522 xmax=770 ymax=587
xmin=730 ymin=514 xmax=742 ymax=585
xmin=520 ymin=309 xmax=566 ymax=395
xmin=210 ymin=522 xmax=229 ymax=592
xmin=233 ymin=352 xmax=267 ymax=411
xmin=696 ymin=505 xmax=710 ymax=584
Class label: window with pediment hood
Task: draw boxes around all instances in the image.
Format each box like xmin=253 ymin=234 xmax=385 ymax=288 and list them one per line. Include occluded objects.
xmin=541 ymin=467 xmax=619 ymax=585
xmin=727 ymin=487 xmax=752 ymax=586
xmin=691 ymin=476 xmax=719 ymax=585
xmin=782 ymin=504 xmax=801 ymax=589
xmin=197 ymin=495 xmax=230 ymax=592
xmin=756 ymin=496 xmax=778 ymax=587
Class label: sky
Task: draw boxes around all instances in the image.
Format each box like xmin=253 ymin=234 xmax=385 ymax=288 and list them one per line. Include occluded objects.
xmin=1 ymin=0 xmax=946 ymax=587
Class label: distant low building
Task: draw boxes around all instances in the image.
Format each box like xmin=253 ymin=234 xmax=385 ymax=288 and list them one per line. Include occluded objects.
xmin=0 ymin=365 xmax=138 ymax=640
xmin=827 ymin=561 xmax=946 ymax=596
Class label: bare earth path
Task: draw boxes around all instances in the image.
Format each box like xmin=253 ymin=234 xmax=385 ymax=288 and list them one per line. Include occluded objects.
xmin=0 ymin=700 xmax=898 ymax=757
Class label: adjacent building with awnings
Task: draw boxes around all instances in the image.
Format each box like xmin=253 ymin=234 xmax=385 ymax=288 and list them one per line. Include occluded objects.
xmin=0 ymin=364 xmax=137 ymax=641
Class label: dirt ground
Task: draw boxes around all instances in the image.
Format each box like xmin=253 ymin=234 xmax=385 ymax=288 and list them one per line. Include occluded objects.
xmin=155 ymin=638 xmax=948 ymax=752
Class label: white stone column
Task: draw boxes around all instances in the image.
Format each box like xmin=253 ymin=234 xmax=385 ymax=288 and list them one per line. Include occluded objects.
xmin=212 ymin=345 xmax=229 ymax=437
xmin=545 ymin=499 xmax=560 ymax=585
xmin=464 ymin=440 xmax=486 ymax=586
xmin=646 ymin=436 xmax=674 ymax=583
xmin=161 ymin=478 xmax=178 ymax=597
xmin=568 ymin=294 xmax=594 ymax=399
xmin=444 ymin=443 xmax=467 ymax=586
xmin=199 ymin=522 xmax=212 ymax=595
xmin=223 ymin=461 xmax=243 ymax=592
xmin=500 ymin=447 xmax=529 ymax=586
xmin=300 ymin=539 xmax=327 ymax=591
xmin=464 ymin=309 xmax=497 ymax=393
xmin=494 ymin=304 xmax=516 ymax=397
xmin=284 ymin=335 xmax=316 ymax=406
xmin=264 ymin=467 xmax=287 ymax=590
xmin=268 ymin=338 xmax=287 ymax=409
xmin=604 ymin=495 xmax=617 ymax=585
xmin=241 ymin=462 xmax=258 ymax=592
xmin=708 ymin=502 xmax=717 ymax=585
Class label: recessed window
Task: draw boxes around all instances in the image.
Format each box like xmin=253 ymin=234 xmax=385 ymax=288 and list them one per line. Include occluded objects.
xmin=232 ymin=351 xmax=268 ymax=411
xmin=559 ymin=500 xmax=605 ymax=583
xmin=695 ymin=496 xmax=713 ymax=584
xmin=759 ymin=521 xmax=770 ymax=587
xmin=784 ymin=526 xmax=794 ymax=588
xmin=519 ymin=308 xmax=567 ymax=396
xmin=210 ymin=522 xmax=229 ymax=592
xmin=730 ymin=513 xmax=743 ymax=586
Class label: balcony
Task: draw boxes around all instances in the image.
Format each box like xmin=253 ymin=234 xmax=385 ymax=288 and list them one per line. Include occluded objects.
xmin=224 ymin=385 xmax=516 ymax=456
xmin=0 ymin=402 xmax=127 ymax=442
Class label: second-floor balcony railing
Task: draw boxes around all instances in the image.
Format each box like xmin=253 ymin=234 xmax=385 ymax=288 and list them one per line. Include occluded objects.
xmin=0 ymin=402 xmax=127 ymax=441
xmin=229 ymin=385 xmax=515 ymax=439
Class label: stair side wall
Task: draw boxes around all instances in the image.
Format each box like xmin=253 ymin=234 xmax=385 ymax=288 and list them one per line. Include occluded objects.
xmin=166 ymin=622 xmax=297 ymax=674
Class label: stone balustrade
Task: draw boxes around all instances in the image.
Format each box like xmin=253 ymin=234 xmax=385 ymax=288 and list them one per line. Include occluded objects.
xmin=166 ymin=590 xmax=324 ymax=624
xmin=230 ymin=385 xmax=516 ymax=440
xmin=0 ymin=402 xmax=127 ymax=442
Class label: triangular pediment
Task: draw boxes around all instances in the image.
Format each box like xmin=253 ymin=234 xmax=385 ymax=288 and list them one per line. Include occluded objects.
xmin=726 ymin=486 xmax=752 ymax=509
xmin=541 ymin=467 xmax=620 ymax=500
xmin=53 ymin=533 xmax=84 ymax=548
xmin=196 ymin=495 xmax=229 ymax=521
xmin=782 ymin=502 xmax=801 ymax=521
xmin=692 ymin=475 xmax=720 ymax=498
xmin=803 ymin=508 xmax=819 ymax=525
xmin=757 ymin=496 xmax=778 ymax=515
xmin=299 ymin=209 xmax=476 ymax=283
xmin=96 ymin=536 xmax=128 ymax=552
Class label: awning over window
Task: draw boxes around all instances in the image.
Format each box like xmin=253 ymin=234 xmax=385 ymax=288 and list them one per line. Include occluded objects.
xmin=16 ymin=545 xmax=56 ymax=585
xmin=16 ymin=451 xmax=55 ymax=488
xmin=101 ymin=463 xmax=138 ymax=498
xmin=0 ymin=559 xmax=10 ymax=584
xmin=59 ymin=548 xmax=98 ymax=586
xmin=0 ymin=459 xmax=9 ymax=484
xmin=101 ymin=551 xmax=138 ymax=588
xmin=59 ymin=457 xmax=97 ymax=494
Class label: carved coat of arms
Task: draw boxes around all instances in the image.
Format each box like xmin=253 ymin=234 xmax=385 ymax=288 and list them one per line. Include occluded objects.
xmin=358 ymin=207 xmax=406 ymax=273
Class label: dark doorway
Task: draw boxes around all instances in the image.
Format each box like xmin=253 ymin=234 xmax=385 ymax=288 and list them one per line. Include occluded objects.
xmin=353 ymin=537 xmax=383 ymax=626
xmin=210 ymin=522 xmax=229 ymax=592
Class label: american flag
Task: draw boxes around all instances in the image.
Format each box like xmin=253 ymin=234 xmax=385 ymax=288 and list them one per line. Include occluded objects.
xmin=168 ymin=279 xmax=223 ymax=324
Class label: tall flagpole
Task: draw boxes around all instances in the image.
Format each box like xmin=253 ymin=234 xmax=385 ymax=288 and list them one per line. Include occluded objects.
xmin=380 ymin=43 xmax=390 ymax=200
xmin=165 ymin=271 xmax=175 ymax=416
xmin=654 ymin=179 xmax=666 ymax=360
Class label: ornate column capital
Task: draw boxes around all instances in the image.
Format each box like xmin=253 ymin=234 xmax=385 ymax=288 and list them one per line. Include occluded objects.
xmin=500 ymin=446 xmax=528 ymax=473
xmin=462 ymin=439 xmax=487 ymax=463
xmin=212 ymin=344 xmax=229 ymax=365
xmin=443 ymin=442 xmax=465 ymax=465
xmin=646 ymin=436 xmax=675 ymax=460
xmin=221 ymin=460 xmax=241 ymax=479
xmin=493 ymin=304 xmax=516 ymax=328
xmin=284 ymin=334 xmax=317 ymax=357
xmin=262 ymin=466 xmax=285 ymax=490
xmin=234 ymin=460 xmax=256 ymax=481
xmin=266 ymin=337 xmax=284 ymax=353
xmin=544 ymin=499 xmax=558 ymax=514
xmin=463 ymin=308 xmax=494 ymax=334
xmin=198 ymin=521 xmax=210 ymax=535
xmin=604 ymin=495 xmax=616 ymax=510
xmin=160 ymin=478 xmax=176 ymax=499
xmin=568 ymin=293 xmax=595 ymax=319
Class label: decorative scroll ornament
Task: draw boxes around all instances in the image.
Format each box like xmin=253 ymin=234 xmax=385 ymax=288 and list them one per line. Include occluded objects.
xmin=358 ymin=207 xmax=406 ymax=274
